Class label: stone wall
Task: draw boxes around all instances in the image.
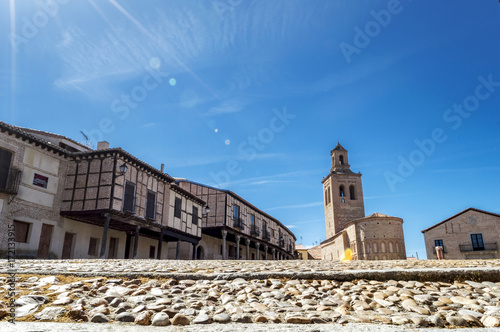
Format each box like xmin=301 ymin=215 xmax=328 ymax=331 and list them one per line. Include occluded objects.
xmin=423 ymin=209 xmax=500 ymax=260
xmin=0 ymin=131 xmax=68 ymax=257
xmin=353 ymin=216 xmax=406 ymax=260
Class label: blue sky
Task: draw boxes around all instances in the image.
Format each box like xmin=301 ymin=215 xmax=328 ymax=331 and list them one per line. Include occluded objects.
xmin=2 ymin=0 xmax=500 ymax=259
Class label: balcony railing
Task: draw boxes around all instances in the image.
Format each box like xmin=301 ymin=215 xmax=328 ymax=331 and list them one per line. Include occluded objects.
xmin=233 ymin=217 xmax=244 ymax=230
xmin=250 ymin=225 xmax=260 ymax=236
xmin=0 ymin=169 xmax=21 ymax=195
xmin=262 ymin=229 xmax=270 ymax=241
xmin=459 ymin=242 xmax=498 ymax=252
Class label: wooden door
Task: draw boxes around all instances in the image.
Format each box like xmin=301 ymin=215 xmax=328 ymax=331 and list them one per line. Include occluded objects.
xmin=61 ymin=232 xmax=74 ymax=259
xmin=37 ymin=224 xmax=54 ymax=259
xmin=108 ymin=237 xmax=118 ymax=259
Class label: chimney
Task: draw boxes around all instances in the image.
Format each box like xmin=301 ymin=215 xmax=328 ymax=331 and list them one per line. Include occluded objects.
xmin=97 ymin=141 xmax=110 ymax=150
xmin=160 ymin=163 xmax=165 ymax=173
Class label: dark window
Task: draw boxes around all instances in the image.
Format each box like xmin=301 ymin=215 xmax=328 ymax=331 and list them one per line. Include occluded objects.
xmin=339 ymin=155 xmax=344 ymax=165
xmin=0 ymin=148 xmax=13 ymax=190
xmin=146 ymin=191 xmax=156 ymax=219
xmin=174 ymin=197 xmax=182 ymax=218
xmin=13 ymin=220 xmax=30 ymax=243
xmin=349 ymin=185 xmax=356 ymax=200
xmin=471 ymin=234 xmax=484 ymax=250
xmin=149 ymin=245 xmax=156 ymax=259
xmin=58 ymin=142 xmax=79 ymax=152
xmin=123 ymin=182 xmax=136 ymax=213
xmin=233 ymin=205 xmax=239 ymax=219
xmin=192 ymin=206 xmax=199 ymax=225
xmin=339 ymin=185 xmax=345 ymax=197
xmin=262 ymin=220 xmax=269 ymax=239
xmin=88 ymin=237 xmax=99 ymax=256
xmin=434 ymin=239 xmax=443 ymax=247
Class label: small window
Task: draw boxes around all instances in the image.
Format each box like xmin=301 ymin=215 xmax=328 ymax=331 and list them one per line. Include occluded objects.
xmin=123 ymin=182 xmax=136 ymax=213
xmin=250 ymin=214 xmax=256 ymax=233
xmin=146 ymin=191 xmax=156 ymax=220
xmin=233 ymin=205 xmax=240 ymax=219
xmin=174 ymin=197 xmax=182 ymax=218
xmin=349 ymin=185 xmax=356 ymax=200
xmin=339 ymin=155 xmax=344 ymax=165
xmin=58 ymin=142 xmax=79 ymax=152
xmin=149 ymin=245 xmax=156 ymax=259
xmin=192 ymin=206 xmax=199 ymax=225
xmin=13 ymin=220 xmax=30 ymax=243
xmin=88 ymin=237 xmax=99 ymax=256
xmin=434 ymin=239 xmax=444 ymax=248
xmin=339 ymin=185 xmax=345 ymax=197
xmin=341 ymin=198 xmax=345 ymax=204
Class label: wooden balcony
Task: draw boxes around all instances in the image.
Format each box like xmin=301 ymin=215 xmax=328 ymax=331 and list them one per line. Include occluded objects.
xmin=233 ymin=217 xmax=244 ymax=230
xmin=0 ymin=168 xmax=21 ymax=195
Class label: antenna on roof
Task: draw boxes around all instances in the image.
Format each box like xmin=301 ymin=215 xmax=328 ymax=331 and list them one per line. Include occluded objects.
xmin=80 ymin=131 xmax=93 ymax=149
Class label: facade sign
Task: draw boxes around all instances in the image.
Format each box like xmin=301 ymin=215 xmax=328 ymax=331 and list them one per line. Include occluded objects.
xmin=33 ymin=173 xmax=48 ymax=189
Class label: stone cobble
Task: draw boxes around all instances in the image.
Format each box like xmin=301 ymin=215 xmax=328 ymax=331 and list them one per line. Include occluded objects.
xmin=3 ymin=259 xmax=500 ymax=275
xmin=1 ymin=259 xmax=500 ymax=328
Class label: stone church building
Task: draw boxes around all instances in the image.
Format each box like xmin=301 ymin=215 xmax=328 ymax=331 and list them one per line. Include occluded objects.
xmin=320 ymin=143 xmax=406 ymax=260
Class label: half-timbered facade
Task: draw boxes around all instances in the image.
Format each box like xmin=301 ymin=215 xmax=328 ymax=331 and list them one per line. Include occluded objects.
xmin=177 ymin=180 xmax=296 ymax=260
xmin=0 ymin=121 xmax=205 ymax=260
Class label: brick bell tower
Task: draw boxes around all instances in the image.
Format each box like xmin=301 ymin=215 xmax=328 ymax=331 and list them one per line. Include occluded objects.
xmin=322 ymin=143 xmax=365 ymax=238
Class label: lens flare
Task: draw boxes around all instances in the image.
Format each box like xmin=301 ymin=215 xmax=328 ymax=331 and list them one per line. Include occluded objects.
xmin=341 ymin=248 xmax=352 ymax=261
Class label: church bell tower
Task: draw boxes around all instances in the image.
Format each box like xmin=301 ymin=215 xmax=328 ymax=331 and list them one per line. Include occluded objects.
xmin=322 ymin=143 xmax=365 ymax=238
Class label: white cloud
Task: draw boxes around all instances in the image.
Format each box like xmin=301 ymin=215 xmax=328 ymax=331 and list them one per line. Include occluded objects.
xmin=205 ymin=98 xmax=248 ymax=116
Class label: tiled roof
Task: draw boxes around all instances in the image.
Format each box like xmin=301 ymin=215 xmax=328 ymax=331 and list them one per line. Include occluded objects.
xmin=421 ymin=207 xmax=500 ymax=233
xmin=345 ymin=212 xmax=403 ymax=226
xmin=19 ymin=126 xmax=92 ymax=151
xmin=176 ymin=179 xmax=297 ymax=240
xmin=307 ymin=245 xmax=322 ymax=260
xmin=0 ymin=121 xmax=177 ymax=184
xmin=0 ymin=121 xmax=69 ymax=156
xmin=332 ymin=142 xmax=346 ymax=151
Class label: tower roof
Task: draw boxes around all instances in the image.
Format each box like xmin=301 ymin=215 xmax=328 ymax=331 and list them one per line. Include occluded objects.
xmin=332 ymin=142 xmax=346 ymax=152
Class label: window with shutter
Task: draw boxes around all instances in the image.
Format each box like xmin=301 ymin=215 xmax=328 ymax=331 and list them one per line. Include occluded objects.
xmin=0 ymin=148 xmax=12 ymax=190
xmin=174 ymin=197 xmax=182 ymax=218
xmin=123 ymin=182 xmax=136 ymax=212
xmin=192 ymin=206 xmax=198 ymax=225
xmin=146 ymin=191 xmax=156 ymax=219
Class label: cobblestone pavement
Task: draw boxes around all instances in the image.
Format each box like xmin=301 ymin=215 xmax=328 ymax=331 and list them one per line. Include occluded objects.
xmin=1 ymin=260 xmax=500 ymax=329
